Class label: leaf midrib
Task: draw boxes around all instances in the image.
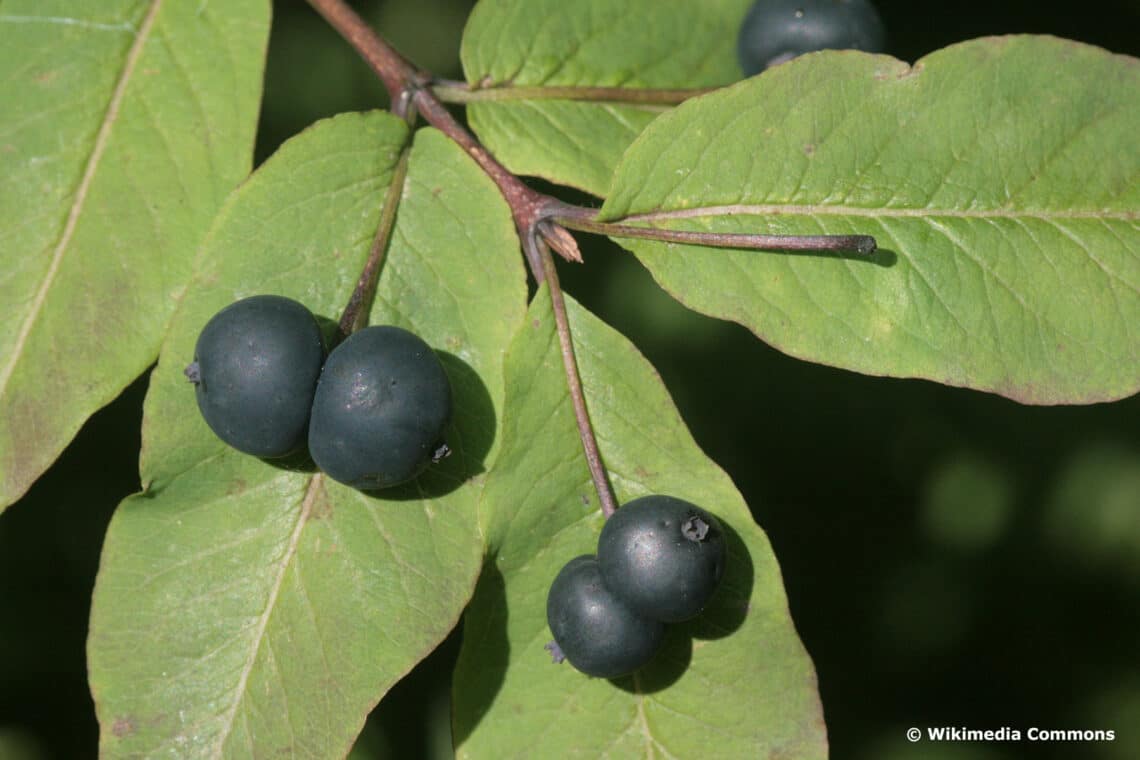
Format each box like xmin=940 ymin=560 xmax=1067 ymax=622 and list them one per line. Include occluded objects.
xmin=617 ymin=203 xmax=1140 ymax=223
xmin=210 ymin=474 xmax=321 ymax=756
xmin=0 ymin=0 xmax=162 ymax=400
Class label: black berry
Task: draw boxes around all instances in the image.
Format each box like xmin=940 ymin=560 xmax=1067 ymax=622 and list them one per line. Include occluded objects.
xmin=307 ymin=325 xmax=451 ymax=489
xmin=737 ymin=0 xmax=886 ymax=76
xmin=546 ymin=555 xmax=665 ymax=678
xmin=597 ymin=495 xmax=726 ymax=622
xmin=188 ymin=295 xmax=325 ymax=458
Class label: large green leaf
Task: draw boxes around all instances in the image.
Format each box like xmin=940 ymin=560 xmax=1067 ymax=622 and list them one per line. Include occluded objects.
xmin=0 ymin=0 xmax=270 ymax=510
xmin=600 ymin=36 xmax=1140 ymax=404
xmin=88 ymin=113 xmax=528 ymax=758
xmin=452 ymin=288 xmax=824 ymax=758
xmin=459 ymin=0 xmax=752 ymax=195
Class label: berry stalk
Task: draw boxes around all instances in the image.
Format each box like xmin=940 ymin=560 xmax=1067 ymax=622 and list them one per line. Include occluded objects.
xmin=338 ymin=142 xmax=412 ymax=337
xmin=536 ymin=239 xmax=619 ymax=519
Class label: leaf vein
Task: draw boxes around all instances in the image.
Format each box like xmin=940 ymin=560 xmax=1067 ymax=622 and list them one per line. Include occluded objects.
xmin=623 ymin=203 xmax=1140 ymax=222
xmin=210 ymin=474 xmax=320 ymax=756
xmin=0 ymin=0 xmax=162 ymax=402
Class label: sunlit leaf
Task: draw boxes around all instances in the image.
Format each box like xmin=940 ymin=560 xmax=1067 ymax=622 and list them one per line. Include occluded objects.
xmin=459 ymin=0 xmax=753 ymax=195
xmin=453 ymin=287 xmax=825 ymax=758
xmin=602 ymin=36 xmax=1140 ymax=404
xmin=88 ymin=112 xmax=528 ymax=758
xmin=0 ymin=0 xmax=270 ymax=509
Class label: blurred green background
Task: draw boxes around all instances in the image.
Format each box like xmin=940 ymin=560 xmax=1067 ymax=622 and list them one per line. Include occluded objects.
xmin=2 ymin=1 xmax=1138 ymax=758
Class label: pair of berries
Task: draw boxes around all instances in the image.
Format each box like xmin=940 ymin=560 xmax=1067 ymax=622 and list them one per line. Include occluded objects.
xmin=186 ymin=295 xmax=451 ymax=490
xmin=546 ymin=496 xmax=727 ymax=678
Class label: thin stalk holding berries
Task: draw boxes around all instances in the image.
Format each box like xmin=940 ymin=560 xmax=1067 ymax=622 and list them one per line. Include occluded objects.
xmin=537 ymin=239 xmax=619 ymax=519
xmin=338 ymin=143 xmax=412 ymax=337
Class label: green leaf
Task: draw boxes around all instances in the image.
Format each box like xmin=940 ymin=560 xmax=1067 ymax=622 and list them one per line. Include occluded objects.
xmin=0 ymin=0 xmax=270 ymax=510
xmin=459 ymin=0 xmax=753 ymax=195
xmin=600 ymin=36 xmax=1140 ymax=404
xmin=88 ymin=113 xmax=528 ymax=759
xmin=452 ymin=288 xmax=825 ymax=758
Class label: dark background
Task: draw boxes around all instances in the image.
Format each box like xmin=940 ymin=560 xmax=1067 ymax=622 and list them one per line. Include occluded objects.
xmin=2 ymin=1 xmax=1138 ymax=758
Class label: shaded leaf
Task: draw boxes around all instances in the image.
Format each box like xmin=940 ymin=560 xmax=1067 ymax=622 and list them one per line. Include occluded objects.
xmin=459 ymin=0 xmax=752 ymax=195
xmin=452 ymin=288 xmax=825 ymax=758
xmin=601 ymin=36 xmax=1140 ymax=404
xmin=0 ymin=0 xmax=270 ymax=510
xmin=88 ymin=113 xmax=528 ymax=758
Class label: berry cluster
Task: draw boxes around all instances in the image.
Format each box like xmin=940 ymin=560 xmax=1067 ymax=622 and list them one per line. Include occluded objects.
xmin=546 ymin=495 xmax=727 ymax=678
xmin=185 ymin=295 xmax=452 ymax=489
xmin=173 ymin=0 xmax=880 ymax=679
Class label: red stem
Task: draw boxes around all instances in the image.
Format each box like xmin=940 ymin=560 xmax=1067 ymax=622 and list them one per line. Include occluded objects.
xmin=307 ymin=0 xmax=552 ymax=279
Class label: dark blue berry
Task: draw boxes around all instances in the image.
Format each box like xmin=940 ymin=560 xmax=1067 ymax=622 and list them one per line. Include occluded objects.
xmin=308 ymin=325 xmax=451 ymax=489
xmin=737 ymin=0 xmax=886 ymax=76
xmin=189 ymin=295 xmax=325 ymax=458
xmin=597 ymin=495 xmax=726 ymax=622
xmin=546 ymin=555 xmax=665 ymax=678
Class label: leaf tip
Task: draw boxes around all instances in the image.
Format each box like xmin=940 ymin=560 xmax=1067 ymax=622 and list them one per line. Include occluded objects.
xmin=854 ymin=236 xmax=878 ymax=255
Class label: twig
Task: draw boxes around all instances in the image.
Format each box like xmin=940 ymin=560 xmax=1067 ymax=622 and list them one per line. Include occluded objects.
xmin=305 ymin=0 xmax=413 ymax=101
xmin=307 ymin=0 xmax=553 ymax=280
xmin=537 ymin=239 xmax=619 ymax=518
